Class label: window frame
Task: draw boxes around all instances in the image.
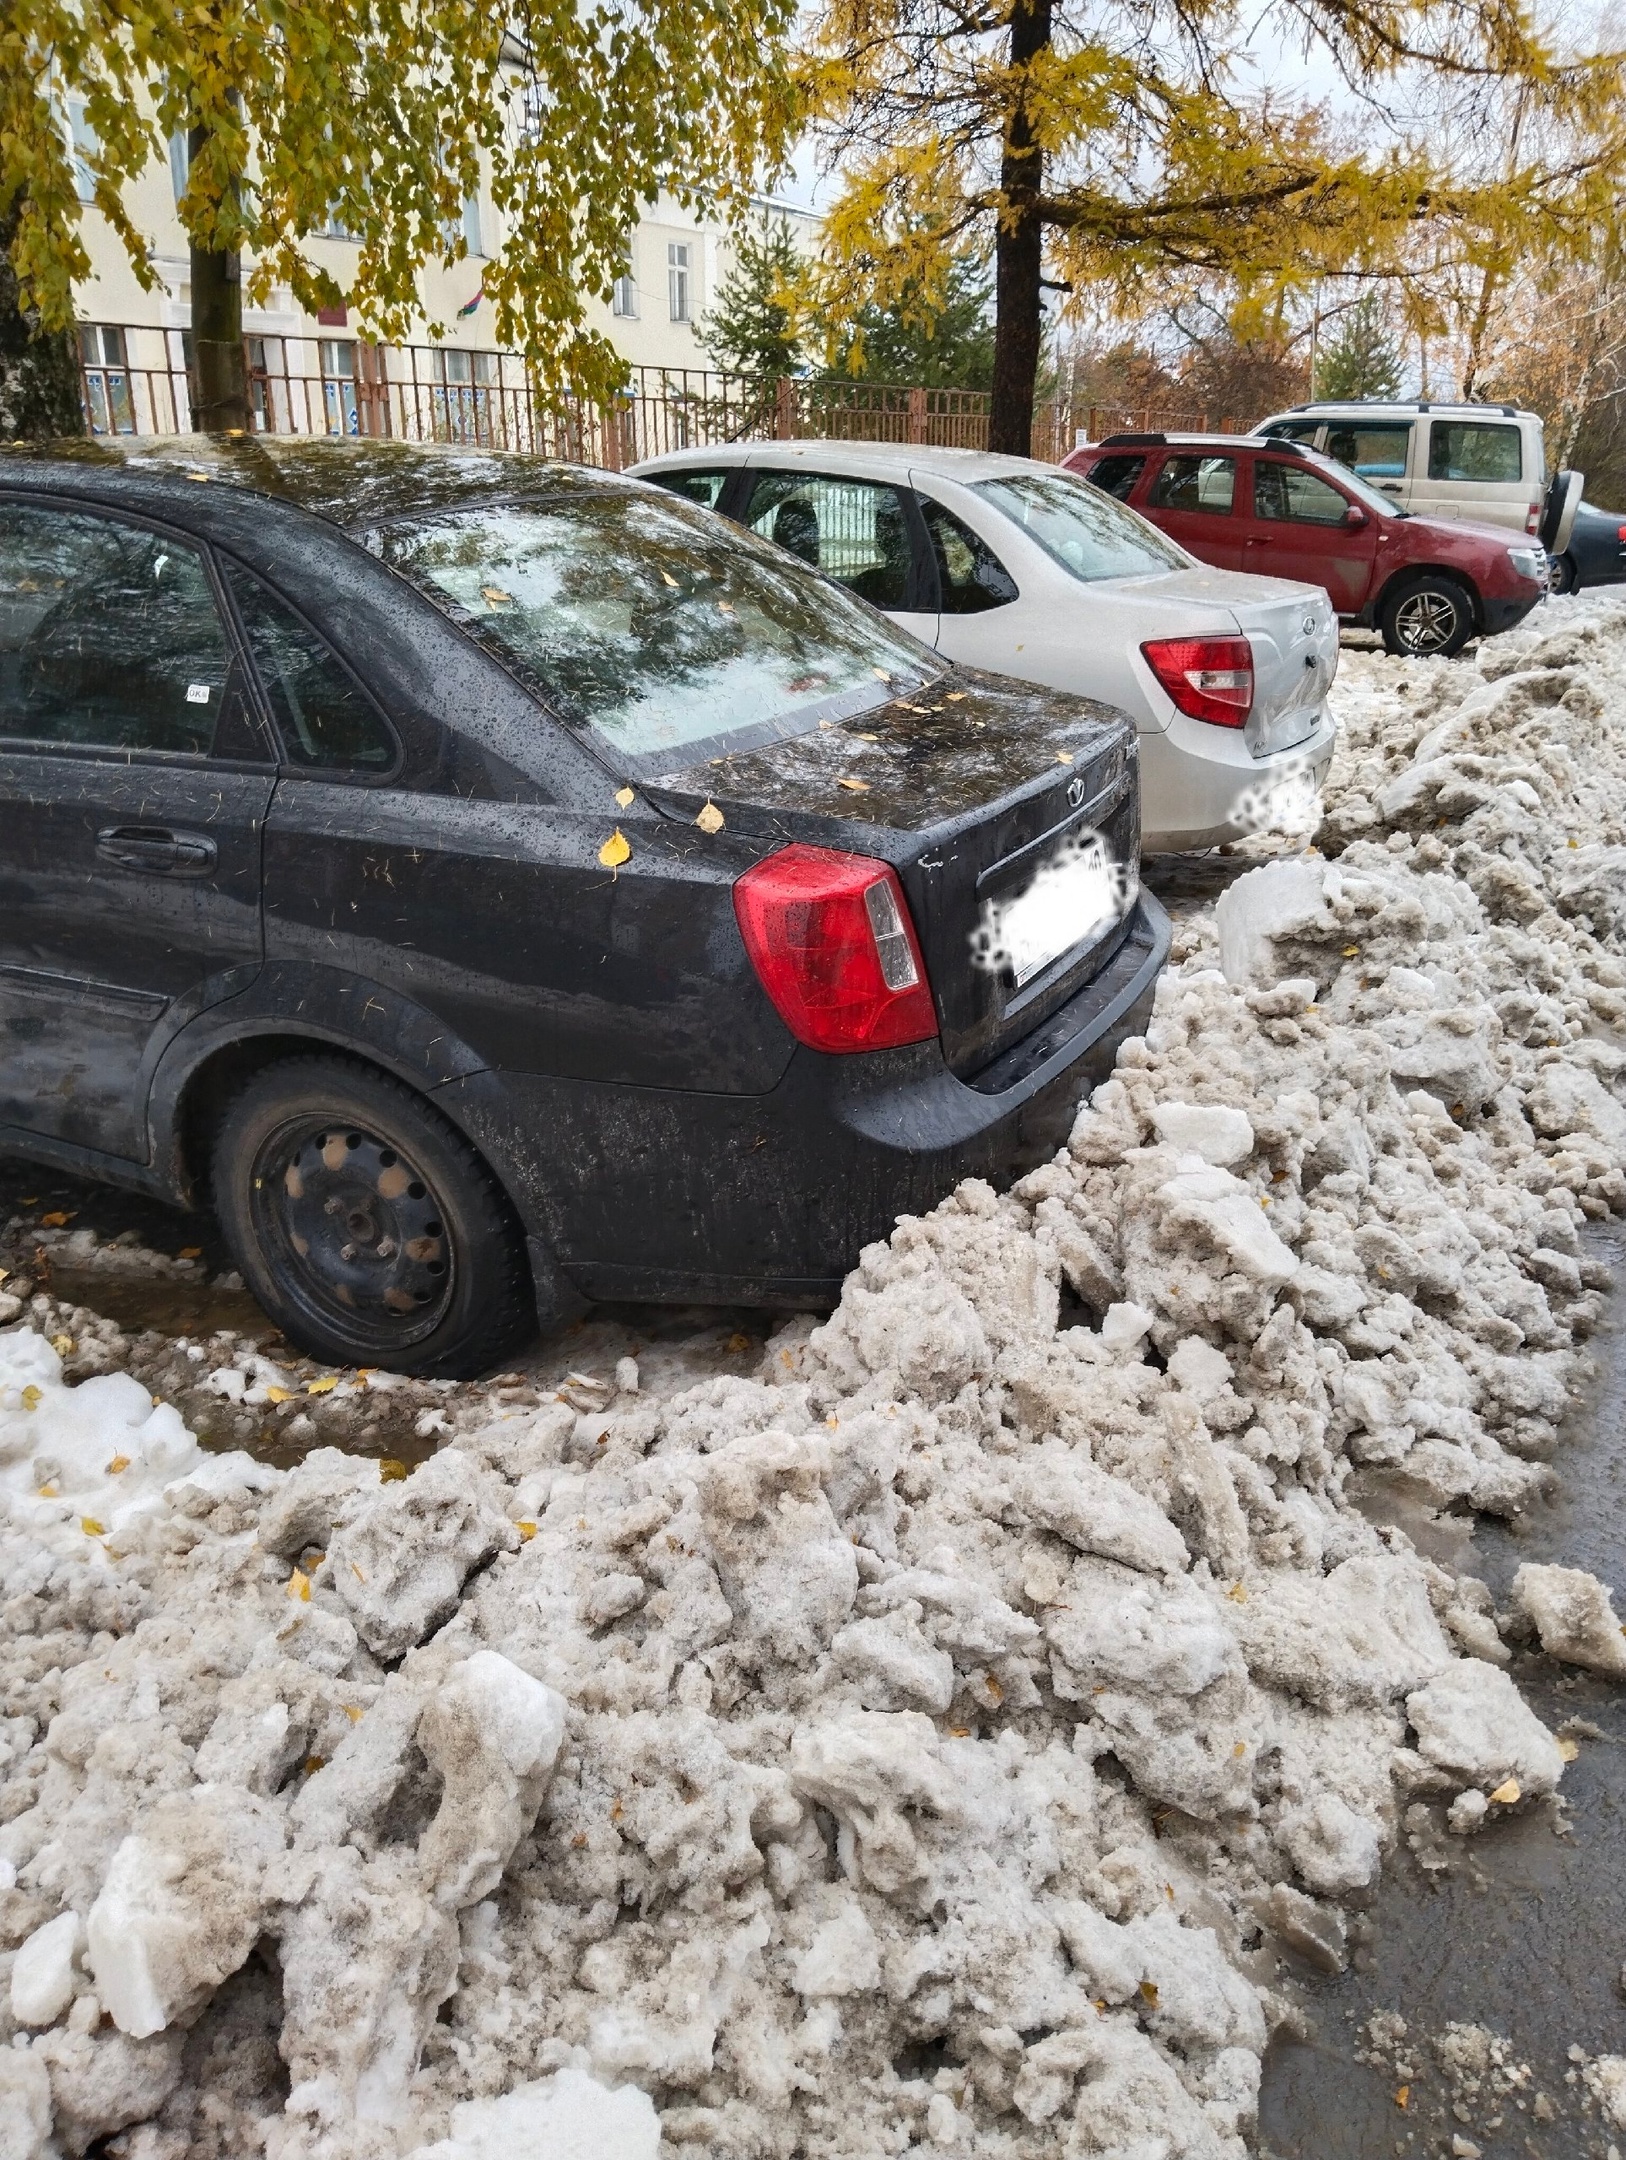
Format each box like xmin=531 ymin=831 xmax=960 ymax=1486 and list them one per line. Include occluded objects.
xmin=740 ymin=467 xmax=937 ymax=614
xmin=217 ymin=553 xmax=404 ymax=785
xmin=667 ymin=242 xmax=693 ymax=324
xmin=1424 ymin=418 xmax=1525 ymax=485
xmin=0 ymin=490 xmax=277 ymax=771
xmin=1147 ymin=452 xmax=1240 ymax=517
xmin=1251 ymin=457 xmax=1356 ymax=528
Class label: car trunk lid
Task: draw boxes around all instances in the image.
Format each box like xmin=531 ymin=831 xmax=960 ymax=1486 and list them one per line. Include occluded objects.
xmin=1222 ymin=585 xmax=1338 ymax=756
xmin=642 ymin=666 xmax=1140 ymax=1078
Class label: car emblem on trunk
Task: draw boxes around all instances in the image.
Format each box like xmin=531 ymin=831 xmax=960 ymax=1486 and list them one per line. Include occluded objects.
xmin=1066 ymin=776 xmax=1086 ymax=807
xmin=1303 ymin=617 xmax=1316 ymax=635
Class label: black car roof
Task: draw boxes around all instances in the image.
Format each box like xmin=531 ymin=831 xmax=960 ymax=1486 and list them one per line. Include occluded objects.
xmin=0 ymin=433 xmax=627 ymax=531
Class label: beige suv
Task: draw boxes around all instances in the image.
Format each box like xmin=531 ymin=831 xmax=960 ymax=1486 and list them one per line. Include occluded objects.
xmin=1256 ymin=400 xmax=1580 ymax=552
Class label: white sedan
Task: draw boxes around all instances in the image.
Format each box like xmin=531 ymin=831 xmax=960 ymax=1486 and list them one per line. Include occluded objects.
xmin=628 ymin=439 xmax=1339 ymax=852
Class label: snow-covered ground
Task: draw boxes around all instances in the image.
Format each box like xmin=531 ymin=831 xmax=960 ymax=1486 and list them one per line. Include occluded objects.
xmin=4 ymin=597 xmax=1626 ymax=2160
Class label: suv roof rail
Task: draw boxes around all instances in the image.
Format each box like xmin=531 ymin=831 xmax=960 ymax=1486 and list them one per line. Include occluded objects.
xmin=1096 ymin=431 xmax=1167 ymax=447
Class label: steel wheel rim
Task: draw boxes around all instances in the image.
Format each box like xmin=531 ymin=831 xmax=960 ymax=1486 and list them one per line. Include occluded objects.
xmin=1395 ymin=590 xmax=1460 ymax=654
xmin=249 ymin=1118 xmax=455 ymax=1352
xmin=1547 ymin=557 xmax=1569 ymax=594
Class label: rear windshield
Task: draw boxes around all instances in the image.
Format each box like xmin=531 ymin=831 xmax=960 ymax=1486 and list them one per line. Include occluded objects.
xmin=974 ymin=470 xmax=1189 ymax=581
xmin=372 ymin=487 xmax=932 ymax=770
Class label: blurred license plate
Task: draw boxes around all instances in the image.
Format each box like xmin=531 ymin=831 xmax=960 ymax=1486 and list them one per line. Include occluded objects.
xmin=977 ymin=831 xmax=1129 ymax=985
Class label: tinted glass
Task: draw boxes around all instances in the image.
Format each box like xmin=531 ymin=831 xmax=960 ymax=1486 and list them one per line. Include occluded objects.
xmin=1261 ymin=420 xmax=1321 ymax=442
xmin=744 ymin=474 xmax=913 ymax=609
xmin=1253 ymin=462 xmax=1350 ymax=525
xmin=923 ymin=501 xmax=1017 ymax=614
xmin=0 ymin=502 xmax=229 ymax=753
xmin=1325 ymin=424 xmax=1410 ymax=479
xmin=1150 ymin=455 xmax=1236 ymax=514
xmin=973 ymin=471 xmax=1188 ymax=581
xmin=1087 ymin=455 xmax=1146 ymax=501
xmin=1428 ymin=421 xmax=1522 ymax=483
xmin=375 ymin=490 xmax=930 ymax=768
xmin=226 ymin=564 xmax=396 ymax=771
xmin=656 ymin=471 xmax=730 ymax=509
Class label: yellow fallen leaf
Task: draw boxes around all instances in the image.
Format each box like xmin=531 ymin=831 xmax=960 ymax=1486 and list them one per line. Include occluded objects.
xmin=36 ymin=1482 xmax=57 ymax=1497
xmin=40 ymin=1211 xmax=73 ymax=1228
xmin=837 ymin=776 xmax=870 ymax=793
xmin=1342 ymin=944 xmax=1360 ymax=957
xmin=21 ymin=1384 xmax=41 ymax=1411
xmin=350 ymin=1561 xmax=367 ymax=1582
xmin=872 ymin=668 xmax=892 ymax=682
xmin=1055 ymin=751 xmax=1074 ymax=765
xmin=178 ymin=1245 xmax=203 ymax=1259
xmin=1232 ymin=1741 xmax=1247 ymax=1757
xmin=343 ymin=1705 xmax=365 ymax=1722
xmin=615 ymin=785 xmax=635 ymax=808
xmin=81 ymin=1517 xmax=104 ymax=1536
xmin=1394 ymin=2085 xmax=1409 ymax=2110
xmin=944 ymin=691 xmax=967 ymax=701
xmin=106 ymin=1454 xmax=130 ymax=1475
xmin=51 ymin=1334 xmax=74 ymax=1357
xmin=727 ymin=1332 xmax=751 ymax=1353
xmin=516 ymin=1520 xmax=537 ymax=1540
xmin=1488 ymin=1776 xmax=1521 ymax=1804
xmin=288 ymin=1568 xmax=311 ymax=1602
xmin=306 ymin=1376 xmax=339 ymax=1395
xmin=1568 ymin=837 xmax=1578 ymax=847
xmin=660 ymin=570 xmax=680 ymax=588
xmin=0 ymin=1267 xmax=8 ymax=1282
xmin=265 ymin=1386 xmax=292 ymax=1404
xmin=696 ymin=800 xmax=725 ymax=834
xmin=1139 ymin=1980 xmax=1160 ymax=2008
xmin=1226 ymin=1583 xmax=1248 ymax=1604
xmin=480 ymin=585 xmax=513 ymax=606
xmin=378 ymin=1457 xmax=409 ymax=1483
xmin=716 ymin=599 xmax=735 ymax=616
xmin=304 ymin=1755 xmax=325 ymax=1774
xmin=1557 ymin=1736 xmax=1580 ymax=1762
xmin=599 ymin=828 xmax=632 ymax=868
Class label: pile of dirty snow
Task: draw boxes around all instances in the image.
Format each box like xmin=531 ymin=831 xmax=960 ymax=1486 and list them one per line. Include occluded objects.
xmin=3 ymin=596 xmax=1626 ymax=2160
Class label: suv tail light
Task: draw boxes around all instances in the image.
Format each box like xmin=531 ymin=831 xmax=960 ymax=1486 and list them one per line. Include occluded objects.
xmin=734 ymin=845 xmax=938 ymax=1052
xmin=1526 ymin=505 xmax=1541 ymax=534
xmin=1140 ymin=635 xmax=1254 ymax=727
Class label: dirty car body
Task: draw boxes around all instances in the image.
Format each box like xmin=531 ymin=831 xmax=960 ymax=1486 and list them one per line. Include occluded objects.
xmin=0 ymin=438 xmax=1168 ymax=1353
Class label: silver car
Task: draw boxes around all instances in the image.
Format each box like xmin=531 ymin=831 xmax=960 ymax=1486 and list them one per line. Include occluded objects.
xmin=629 ymin=440 xmax=1339 ymax=853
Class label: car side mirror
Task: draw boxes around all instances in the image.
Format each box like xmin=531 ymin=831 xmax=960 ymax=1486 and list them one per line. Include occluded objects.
xmin=1344 ymin=505 xmax=1369 ymax=528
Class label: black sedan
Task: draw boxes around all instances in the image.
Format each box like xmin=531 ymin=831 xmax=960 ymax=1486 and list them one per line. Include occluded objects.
xmin=1547 ymin=498 xmax=1626 ymax=594
xmin=0 ymin=438 xmax=1167 ymax=1376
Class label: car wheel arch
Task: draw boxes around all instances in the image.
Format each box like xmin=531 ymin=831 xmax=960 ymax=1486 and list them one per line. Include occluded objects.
xmin=1373 ymin=562 xmax=1481 ymax=627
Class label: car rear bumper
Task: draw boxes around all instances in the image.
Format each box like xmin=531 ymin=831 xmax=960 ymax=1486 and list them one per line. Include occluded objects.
xmin=439 ymin=893 xmax=1171 ymax=1309
xmin=1142 ymin=708 xmax=1337 ymax=853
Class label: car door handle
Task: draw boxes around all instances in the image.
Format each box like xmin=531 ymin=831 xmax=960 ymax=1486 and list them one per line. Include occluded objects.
xmin=96 ymin=825 xmax=218 ymax=877
xmin=1246 ymin=534 xmax=1272 ymax=543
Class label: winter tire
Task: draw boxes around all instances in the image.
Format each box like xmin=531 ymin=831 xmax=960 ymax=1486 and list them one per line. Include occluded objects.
xmin=1380 ymin=575 xmax=1474 ymax=659
xmin=210 ymin=1055 xmax=535 ymax=1377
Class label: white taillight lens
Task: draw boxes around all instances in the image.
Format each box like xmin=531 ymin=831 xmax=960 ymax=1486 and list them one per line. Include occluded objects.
xmin=863 ymin=876 xmax=921 ymax=991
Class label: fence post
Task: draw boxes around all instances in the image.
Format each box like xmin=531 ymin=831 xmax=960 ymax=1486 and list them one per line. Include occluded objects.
xmin=601 ymin=400 xmax=623 ymax=471
xmin=907 ymin=386 xmax=926 ymax=444
xmin=775 ymin=377 xmax=795 ymax=439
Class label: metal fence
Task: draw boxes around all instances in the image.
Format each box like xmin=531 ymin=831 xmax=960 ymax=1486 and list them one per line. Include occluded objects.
xmin=74 ymin=322 xmax=1240 ymax=465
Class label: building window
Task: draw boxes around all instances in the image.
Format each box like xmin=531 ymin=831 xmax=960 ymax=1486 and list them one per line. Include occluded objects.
xmin=430 ymin=347 xmax=497 ymax=443
xmin=168 ymin=131 xmax=190 ymax=204
xmin=67 ymin=102 xmax=99 ymax=205
xmin=613 ymin=266 xmax=639 ymax=319
xmin=320 ymin=339 xmax=359 ymax=435
xmin=668 ymin=242 xmax=692 ymax=324
xmin=78 ymin=326 xmax=135 ymax=435
xmin=463 ymin=195 xmax=484 ymax=258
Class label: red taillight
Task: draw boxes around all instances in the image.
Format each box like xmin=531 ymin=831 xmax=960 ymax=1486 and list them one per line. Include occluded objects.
xmin=1526 ymin=505 xmax=1541 ymax=534
xmin=733 ymin=844 xmax=938 ymax=1053
xmin=1140 ymin=635 xmax=1254 ymax=728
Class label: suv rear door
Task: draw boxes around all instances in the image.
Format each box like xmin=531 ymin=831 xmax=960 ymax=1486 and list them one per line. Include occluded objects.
xmin=1412 ymin=415 xmax=1534 ymax=531
xmin=0 ymin=496 xmax=271 ymax=1161
xmin=1321 ymin=418 xmax=1414 ymax=508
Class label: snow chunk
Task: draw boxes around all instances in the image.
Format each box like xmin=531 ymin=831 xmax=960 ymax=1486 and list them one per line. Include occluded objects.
xmin=1009 ymin=1452 xmax=1189 ymax=1577
xmin=1151 ymin=1101 xmax=1255 ymax=1166
xmin=0 ymin=2048 xmax=53 ymax=2160
xmin=1215 ymin=857 xmax=1331 ymax=987
xmin=327 ymin=1448 xmax=519 ymax=1659
xmin=1156 ymin=1164 xmax=1299 ymax=1287
xmin=412 ymin=2062 xmax=660 ymax=2160
xmin=790 ymin=1892 xmax=882 ymax=1997
xmin=1406 ymin=1660 xmax=1567 ymax=1795
xmin=11 ymin=1907 xmax=82 ymax=2026
xmin=1511 ymin=1563 xmax=1626 ymax=1677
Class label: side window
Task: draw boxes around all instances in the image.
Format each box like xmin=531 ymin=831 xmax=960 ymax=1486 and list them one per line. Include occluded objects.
xmin=1254 ymin=462 xmax=1350 ymax=525
xmin=1260 ymin=420 xmax=1321 ymax=444
xmin=1325 ymin=424 xmax=1410 ymax=480
xmin=0 ymin=501 xmax=230 ymax=754
xmin=744 ymin=473 xmax=914 ymax=609
xmin=922 ymin=501 xmax=1018 ymax=614
xmin=226 ymin=564 xmax=397 ymax=773
xmin=1149 ymin=455 xmax=1236 ymax=514
xmin=655 ymin=471 xmax=731 ymax=510
xmin=1085 ymin=455 xmax=1146 ymax=501
xmin=1427 ymin=422 xmax=1522 ymax=483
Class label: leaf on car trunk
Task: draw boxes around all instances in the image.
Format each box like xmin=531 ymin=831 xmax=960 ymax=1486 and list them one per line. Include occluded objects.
xmin=599 ymin=829 xmax=632 ymax=868
xmin=696 ymin=801 xmax=725 ymax=834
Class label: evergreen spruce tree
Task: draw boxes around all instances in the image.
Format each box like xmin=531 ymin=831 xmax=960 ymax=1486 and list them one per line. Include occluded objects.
xmin=0 ymin=195 xmax=83 ymax=440
xmin=821 ymin=247 xmax=996 ymax=389
xmin=699 ymin=218 xmax=807 ymax=377
xmin=1314 ymin=294 xmax=1404 ymax=400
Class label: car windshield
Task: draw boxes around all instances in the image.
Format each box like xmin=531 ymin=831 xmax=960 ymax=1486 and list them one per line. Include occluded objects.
xmin=973 ymin=470 xmax=1190 ymax=581
xmin=372 ymin=487 xmax=933 ymax=771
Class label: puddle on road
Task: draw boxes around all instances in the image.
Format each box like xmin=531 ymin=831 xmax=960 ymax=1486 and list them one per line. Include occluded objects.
xmin=46 ymin=1264 xmax=275 ymax=1343
xmin=1261 ymin=1229 xmax=1626 ymax=2160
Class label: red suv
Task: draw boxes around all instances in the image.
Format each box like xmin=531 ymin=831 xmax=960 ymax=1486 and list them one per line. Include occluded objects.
xmin=1064 ymin=432 xmax=1547 ymax=658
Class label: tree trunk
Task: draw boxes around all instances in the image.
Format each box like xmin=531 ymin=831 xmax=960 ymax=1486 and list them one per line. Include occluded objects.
xmin=988 ymin=0 xmax=1053 ymax=455
xmin=188 ymin=124 xmax=248 ymax=433
xmin=0 ymin=195 xmax=86 ymax=440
